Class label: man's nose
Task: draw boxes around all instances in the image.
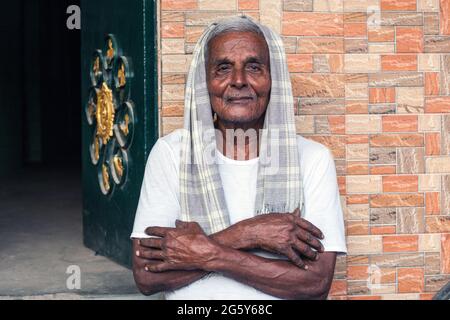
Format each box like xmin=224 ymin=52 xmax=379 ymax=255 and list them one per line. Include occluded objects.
xmin=230 ymin=68 xmax=247 ymax=89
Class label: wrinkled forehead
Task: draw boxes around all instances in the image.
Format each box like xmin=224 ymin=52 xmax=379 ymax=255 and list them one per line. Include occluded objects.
xmin=206 ymin=31 xmax=270 ymax=64
xmin=204 ymin=17 xmax=270 ymax=64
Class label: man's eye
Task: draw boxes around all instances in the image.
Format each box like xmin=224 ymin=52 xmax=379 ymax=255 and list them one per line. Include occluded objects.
xmin=247 ymin=64 xmax=261 ymax=71
xmin=217 ymin=65 xmax=230 ymax=72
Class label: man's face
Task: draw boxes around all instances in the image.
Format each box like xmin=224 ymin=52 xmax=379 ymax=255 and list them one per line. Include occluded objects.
xmin=206 ymin=31 xmax=271 ymax=125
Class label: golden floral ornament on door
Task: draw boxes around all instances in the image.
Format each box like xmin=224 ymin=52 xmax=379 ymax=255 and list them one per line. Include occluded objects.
xmin=85 ymin=34 xmax=135 ymax=195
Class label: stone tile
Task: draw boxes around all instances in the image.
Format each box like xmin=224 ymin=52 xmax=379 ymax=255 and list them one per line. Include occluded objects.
xmin=370 ymin=104 xmax=396 ymax=115
xmin=440 ymin=55 xmax=450 ymax=95
xmin=162 ymin=54 xmax=192 ymax=73
xmin=298 ymin=37 xmax=344 ymax=53
xmin=347 ymin=204 xmax=370 ymax=220
xmin=282 ymin=12 xmax=343 ymax=36
xmin=419 ymin=174 xmax=441 ymax=191
xmin=348 ymin=281 xmax=370 ymax=295
xmin=287 ymin=54 xmax=313 ymax=72
xmin=295 ymin=115 xmax=315 ymax=134
xmin=441 ymin=234 xmax=450 ymax=273
xmin=198 ymin=0 xmax=237 ymax=10
xmin=425 ymin=97 xmax=450 ymax=113
xmin=369 ymin=43 xmax=396 ymax=54
xmin=425 ymin=72 xmax=440 ymax=95
xmin=162 ymin=117 xmax=184 ymax=135
xmin=418 ymin=54 xmax=440 ymax=71
xmin=442 ymin=116 xmax=450 ymax=155
xmin=161 ymin=0 xmax=197 ymax=10
xmin=383 ymin=175 xmax=418 ymax=192
xmin=425 ymin=252 xmax=440 ymax=274
xmin=418 ymin=233 xmax=441 ymax=252
xmin=347 ymin=255 xmax=370 ymax=265
xmin=381 ymin=54 xmax=417 ymax=71
xmin=298 ymin=98 xmax=345 ymax=114
xmin=347 ymin=175 xmax=382 ymax=194
xmin=424 ymin=13 xmax=440 ymax=34
xmin=344 ymin=0 xmax=379 ymax=12
xmin=369 ymin=72 xmax=423 ymax=87
xmin=442 ymin=175 xmax=450 ymax=214
xmin=425 ymin=275 xmax=450 ymax=292
xmin=344 ymin=54 xmax=380 ymax=73
xmin=370 ymin=193 xmax=424 ymax=207
xmin=347 ymin=235 xmax=383 ymax=254
xmin=334 ymin=254 xmax=347 ymax=279
xmin=161 ymin=11 xmax=184 ymax=22
xmin=370 ymin=147 xmax=396 ymax=164
xmin=425 ymin=132 xmax=441 ymax=155
xmin=381 ymin=0 xmax=416 ymax=11
xmin=425 ymin=157 xmax=450 ymax=173
xmin=424 ymin=36 xmax=450 ymax=52
xmin=418 ymin=0 xmax=439 ymax=11
xmin=161 ymin=39 xmax=185 ymax=54
xmin=370 ymin=208 xmax=397 ymax=224
xmin=186 ymin=12 xmax=238 ymax=26
xmin=397 ymin=207 xmax=425 ymax=233
xmin=368 ymin=26 xmax=395 ymax=42
xmin=382 ymin=115 xmax=418 ymax=132
xmin=380 ymin=12 xmax=423 ymax=26
xmin=314 ymin=0 xmax=344 ymax=12
xmin=283 ymin=0 xmax=313 ymax=11
xmin=425 ymin=216 xmax=450 ymax=232
xmin=370 ymin=253 xmax=424 ymax=267
xmin=398 ymin=268 xmax=424 ymax=293
xmin=396 ymin=27 xmax=424 ymax=53
xmin=370 ymin=134 xmax=424 ymax=147
xmin=440 ymin=0 xmax=450 ymax=35
xmin=397 ymin=147 xmax=425 ymax=174
xmin=347 ymin=144 xmax=369 ymax=161
xmin=397 ymin=87 xmax=424 ymax=113
xmin=345 ymin=39 xmax=368 ymax=53
xmin=383 ymin=235 xmax=419 ymax=252
xmin=162 ymin=84 xmax=185 ymax=101
xmin=418 ymin=114 xmax=441 ymax=131
xmin=346 ymin=115 xmax=381 ymax=134
xmin=282 ymin=36 xmax=297 ymax=53
xmin=291 ymin=74 xmax=345 ymax=98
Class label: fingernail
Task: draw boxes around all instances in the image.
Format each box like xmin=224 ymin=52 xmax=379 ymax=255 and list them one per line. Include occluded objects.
xmin=315 ymin=254 xmax=320 ymax=261
xmin=145 ymin=266 xmax=149 ymax=272
xmin=304 ymin=265 xmax=309 ymax=270
xmin=138 ymin=239 xmax=141 ymax=245
xmin=136 ymin=250 xmax=140 ymax=257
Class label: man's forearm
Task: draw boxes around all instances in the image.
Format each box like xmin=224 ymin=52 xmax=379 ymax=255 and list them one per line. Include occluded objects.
xmin=134 ymin=224 xmax=255 ymax=295
xmin=203 ymin=244 xmax=334 ymax=300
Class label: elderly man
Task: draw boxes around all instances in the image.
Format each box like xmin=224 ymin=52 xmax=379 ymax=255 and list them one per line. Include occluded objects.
xmin=131 ymin=16 xmax=346 ymax=300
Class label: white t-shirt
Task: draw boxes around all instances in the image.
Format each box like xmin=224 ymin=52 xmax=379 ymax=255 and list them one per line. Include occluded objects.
xmin=131 ymin=129 xmax=347 ymax=300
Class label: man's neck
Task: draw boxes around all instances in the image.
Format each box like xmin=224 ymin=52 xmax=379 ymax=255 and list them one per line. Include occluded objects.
xmin=214 ymin=117 xmax=264 ymax=161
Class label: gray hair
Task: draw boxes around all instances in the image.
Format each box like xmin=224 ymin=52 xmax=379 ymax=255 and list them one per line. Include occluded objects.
xmin=204 ymin=15 xmax=266 ymax=65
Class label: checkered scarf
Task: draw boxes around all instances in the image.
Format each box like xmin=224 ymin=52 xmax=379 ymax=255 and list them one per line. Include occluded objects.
xmin=180 ymin=16 xmax=304 ymax=235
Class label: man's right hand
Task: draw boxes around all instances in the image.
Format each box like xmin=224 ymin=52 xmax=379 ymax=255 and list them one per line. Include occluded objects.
xmin=236 ymin=208 xmax=325 ymax=269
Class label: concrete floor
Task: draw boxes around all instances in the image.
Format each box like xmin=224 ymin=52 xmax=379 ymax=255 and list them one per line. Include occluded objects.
xmin=0 ymin=165 xmax=160 ymax=300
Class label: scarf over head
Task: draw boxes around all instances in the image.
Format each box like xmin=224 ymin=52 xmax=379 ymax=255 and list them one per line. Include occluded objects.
xmin=179 ymin=15 xmax=304 ymax=235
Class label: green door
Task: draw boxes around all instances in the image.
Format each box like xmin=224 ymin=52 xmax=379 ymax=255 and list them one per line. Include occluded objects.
xmin=81 ymin=0 xmax=158 ymax=267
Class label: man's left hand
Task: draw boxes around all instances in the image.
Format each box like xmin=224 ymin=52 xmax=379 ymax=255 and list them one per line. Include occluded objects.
xmin=139 ymin=220 xmax=220 ymax=272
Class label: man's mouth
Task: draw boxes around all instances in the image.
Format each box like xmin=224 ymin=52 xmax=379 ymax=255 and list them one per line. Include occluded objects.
xmin=226 ymin=96 xmax=254 ymax=104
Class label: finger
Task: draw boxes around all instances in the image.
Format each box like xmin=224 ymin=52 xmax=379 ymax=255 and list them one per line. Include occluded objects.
xmin=145 ymin=262 xmax=172 ymax=273
xmin=175 ymin=220 xmax=189 ymax=229
xmin=284 ymin=247 xmax=307 ymax=270
xmin=138 ymin=238 xmax=163 ymax=249
xmin=136 ymin=248 xmax=164 ymax=260
xmin=296 ymin=230 xmax=324 ymax=253
xmin=292 ymin=239 xmax=319 ymax=261
xmin=294 ymin=217 xmax=324 ymax=239
xmin=145 ymin=226 xmax=174 ymax=237
xmin=291 ymin=208 xmax=300 ymax=216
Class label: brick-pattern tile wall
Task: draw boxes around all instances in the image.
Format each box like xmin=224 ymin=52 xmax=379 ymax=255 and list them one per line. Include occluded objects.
xmin=158 ymin=0 xmax=450 ymax=299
